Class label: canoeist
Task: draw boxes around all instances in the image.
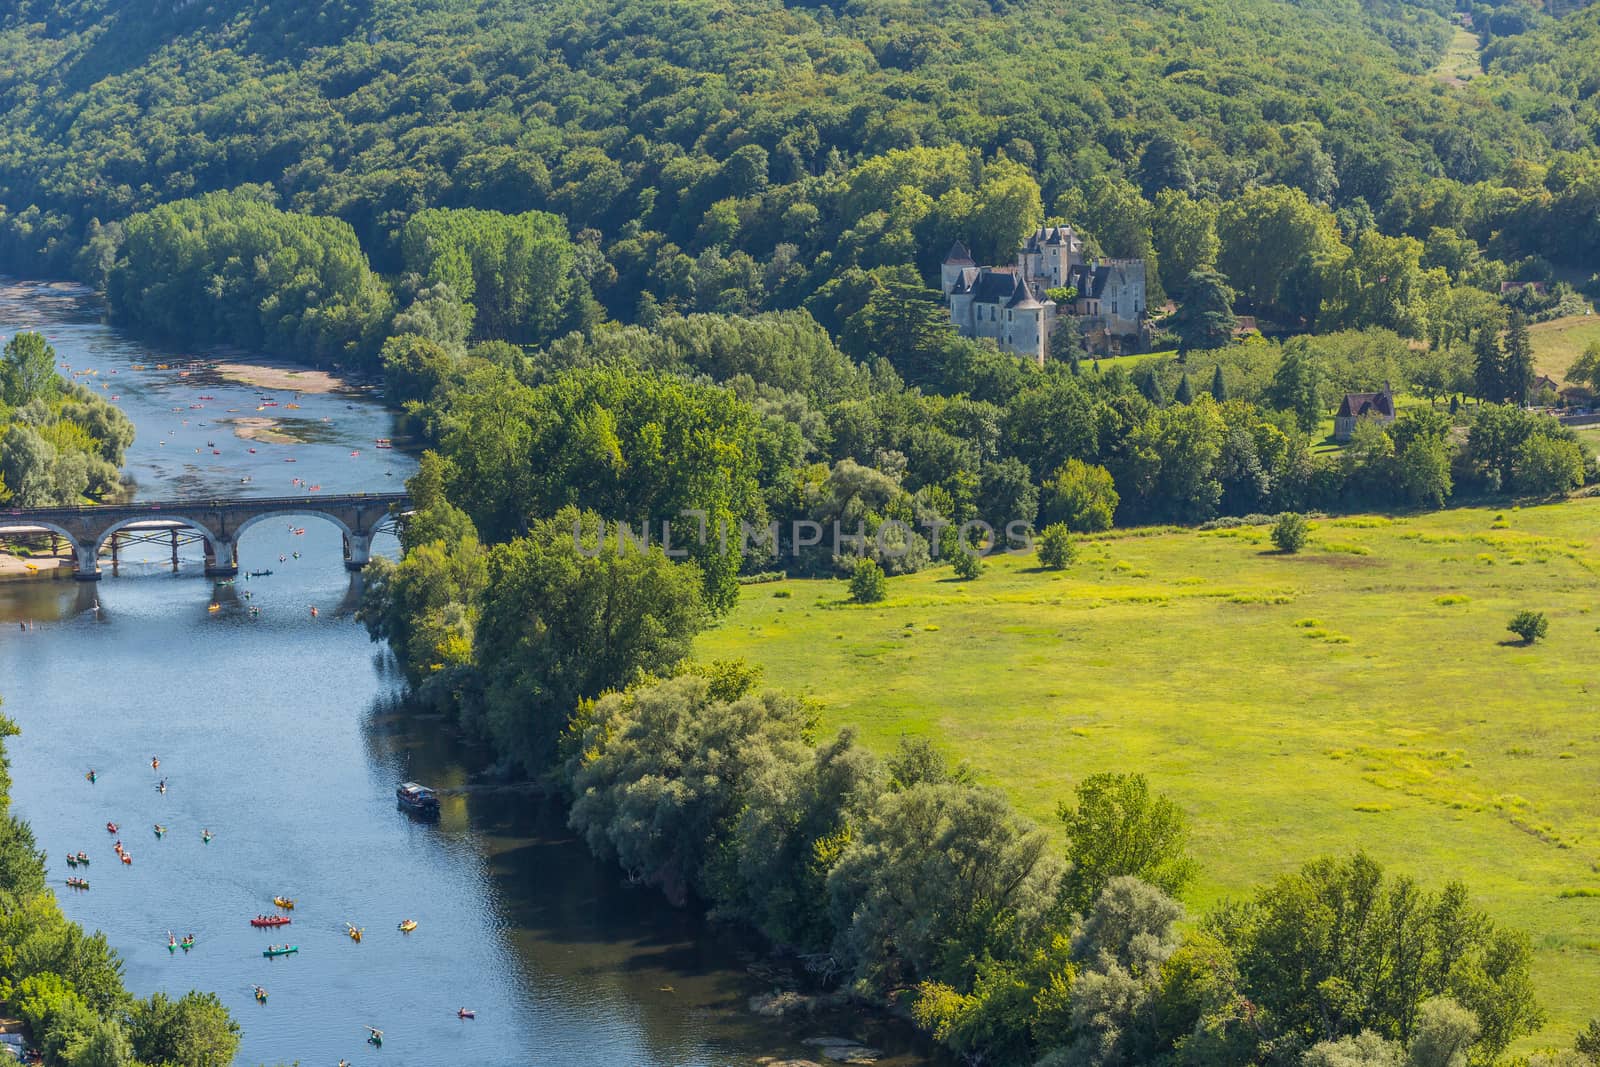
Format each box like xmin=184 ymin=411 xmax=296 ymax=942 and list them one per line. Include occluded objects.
xmin=310 ymin=606 xmax=318 ymax=618
xmin=253 ymin=986 xmax=267 ymax=1002
xmin=201 ymin=829 xmax=212 ymax=843
xmin=86 ymin=770 xmax=96 ymax=783
xmin=150 ymin=757 xmax=160 ymax=771
xmin=106 ymin=823 xmax=117 ymax=834
xmin=157 ymin=780 xmax=166 ymax=794
xmin=366 ymin=1027 xmax=383 ymax=1047
xmin=458 ymin=1008 xmax=475 ymax=1019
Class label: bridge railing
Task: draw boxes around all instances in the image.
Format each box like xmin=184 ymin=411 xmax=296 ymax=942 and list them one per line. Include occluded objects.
xmin=1 ymin=493 xmax=411 ymax=519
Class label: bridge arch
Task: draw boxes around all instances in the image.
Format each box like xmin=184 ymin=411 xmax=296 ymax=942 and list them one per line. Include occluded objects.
xmin=94 ymin=516 xmax=226 ymax=556
xmin=93 ymin=515 xmax=235 ymax=579
xmin=232 ymin=508 xmax=356 ymax=546
xmin=0 ymin=519 xmax=78 ymax=546
xmin=0 ymin=519 xmax=84 ymax=563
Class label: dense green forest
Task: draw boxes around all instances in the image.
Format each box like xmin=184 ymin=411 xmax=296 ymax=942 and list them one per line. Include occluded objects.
xmin=0 ymin=333 xmax=135 ymax=506
xmin=0 ymin=697 xmax=240 ymax=1066
xmin=0 ymin=0 xmax=1596 ymax=340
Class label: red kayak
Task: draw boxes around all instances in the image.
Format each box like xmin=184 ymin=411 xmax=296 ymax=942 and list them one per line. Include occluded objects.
xmin=250 ymin=916 xmax=292 ymax=927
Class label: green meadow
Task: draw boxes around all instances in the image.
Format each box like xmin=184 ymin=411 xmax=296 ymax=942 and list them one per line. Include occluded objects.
xmin=1432 ymin=25 xmax=1483 ymax=86
xmin=698 ymin=498 xmax=1600 ymax=1041
xmin=1532 ymin=313 xmax=1600 ymax=381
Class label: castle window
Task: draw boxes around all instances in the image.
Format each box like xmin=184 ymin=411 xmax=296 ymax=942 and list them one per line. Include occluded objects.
xmin=1111 ymin=302 xmax=1118 ymax=315
xmin=989 ymin=306 xmax=996 ymax=321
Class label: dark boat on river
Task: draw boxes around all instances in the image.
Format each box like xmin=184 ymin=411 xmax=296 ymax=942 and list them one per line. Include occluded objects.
xmin=396 ymin=782 xmax=440 ymax=818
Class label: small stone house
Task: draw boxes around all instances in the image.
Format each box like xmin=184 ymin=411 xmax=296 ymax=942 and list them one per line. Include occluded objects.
xmin=1334 ymin=386 xmax=1396 ymax=441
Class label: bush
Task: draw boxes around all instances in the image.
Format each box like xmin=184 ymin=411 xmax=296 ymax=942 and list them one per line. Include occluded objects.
xmin=1270 ymin=512 xmax=1309 ymax=553
xmin=1042 ymin=458 xmax=1119 ymax=532
xmin=1036 ymin=523 xmax=1075 ymax=569
xmin=1507 ymin=610 xmax=1548 ymax=644
xmin=951 ymin=548 xmax=984 ymax=580
xmin=849 ymin=557 xmax=887 ymax=603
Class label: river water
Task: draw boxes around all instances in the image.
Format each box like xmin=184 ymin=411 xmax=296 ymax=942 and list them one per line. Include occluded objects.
xmin=0 ymin=281 xmax=936 ymax=1066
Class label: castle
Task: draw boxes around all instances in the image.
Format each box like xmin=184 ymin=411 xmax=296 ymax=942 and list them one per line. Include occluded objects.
xmin=940 ymin=226 xmax=1148 ymax=364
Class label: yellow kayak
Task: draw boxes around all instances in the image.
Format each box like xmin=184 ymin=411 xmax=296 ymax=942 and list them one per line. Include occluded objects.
xmin=398 ymin=919 xmax=417 ymax=933
xmin=273 ymin=896 xmax=295 ymax=910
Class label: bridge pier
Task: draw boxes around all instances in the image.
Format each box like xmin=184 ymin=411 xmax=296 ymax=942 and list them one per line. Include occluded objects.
xmin=203 ymin=539 xmax=239 ymax=578
xmin=343 ymin=532 xmax=372 ymax=572
xmin=72 ymin=542 xmax=101 ymax=582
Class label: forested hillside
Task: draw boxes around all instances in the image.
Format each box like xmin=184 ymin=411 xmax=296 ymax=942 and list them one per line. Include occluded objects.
xmin=0 ymin=0 xmax=1594 ymax=330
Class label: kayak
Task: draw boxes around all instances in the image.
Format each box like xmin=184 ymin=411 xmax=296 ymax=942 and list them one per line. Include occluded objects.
xmin=262 ymin=946 xmax=298 ymax=958
xmin=458 ymin=1009 xmax=475 ymax=1019
xmin=272 ymin=896 xmax=294 ymax=910
xmin=398 ymin=919 xmax=418 ymax=933
xmin=250 ymin=916 xmax=291 ymax=927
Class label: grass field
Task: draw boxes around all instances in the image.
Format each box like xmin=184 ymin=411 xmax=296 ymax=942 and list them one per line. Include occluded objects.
xmin=1085 ymin=348 xmax=1174 ymax=373
xmin=1433 ymin=25 xmax=1483 ymax=86
xmin=1531 ymin=314 xmax=1600 ymax=382
xmin=699 ymin=498 xmax=1600 ymax=1042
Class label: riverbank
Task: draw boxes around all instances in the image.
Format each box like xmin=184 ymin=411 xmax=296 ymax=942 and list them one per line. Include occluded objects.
xmin=0 ymin=277 xmax=940 ymax=1066
xmin=0 ymin=550 xmax=71 ymax=582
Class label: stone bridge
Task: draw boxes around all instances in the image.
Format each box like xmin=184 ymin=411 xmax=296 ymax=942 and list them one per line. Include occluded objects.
xmin=0 ymin=493 xmax=410 ymax=580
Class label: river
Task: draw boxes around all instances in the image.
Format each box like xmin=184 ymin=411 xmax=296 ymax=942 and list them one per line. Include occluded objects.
xmin=0 ymin=280 xmax=937 ymax=1066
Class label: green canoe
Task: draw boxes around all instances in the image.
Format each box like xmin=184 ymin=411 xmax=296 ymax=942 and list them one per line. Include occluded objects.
xmin=262 ymin=946 xmax=298 ymax=958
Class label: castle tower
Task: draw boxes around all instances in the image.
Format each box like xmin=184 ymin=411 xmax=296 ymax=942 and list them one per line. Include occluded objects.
xmin=1006 ymin=276 xmax=1049 ymax=367
xmin=941 ymin=240 xmax=975 ymax=294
